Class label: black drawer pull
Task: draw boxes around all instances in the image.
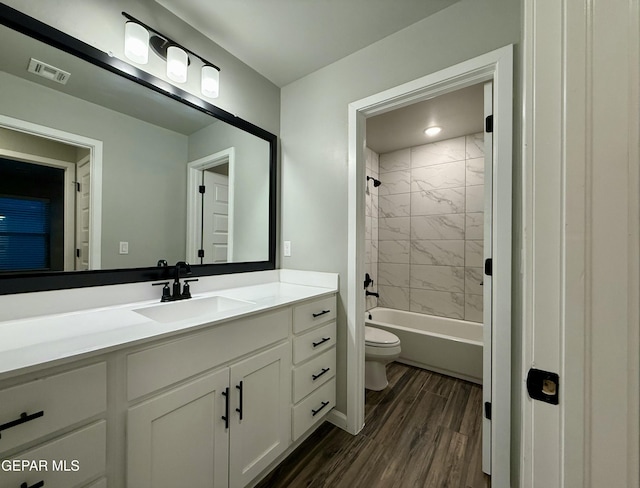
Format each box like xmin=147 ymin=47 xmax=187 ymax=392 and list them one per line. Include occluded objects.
xmin=311 ymin=401 xmax=330 ymax=417
xmin=0 ymin=411 xmax=44 ymax=438
xmin=312 ymin=367 xmax=330 ymax=381
xmin=221 ymin=387 xmax=230 ymax=429
xmin=21 ymin=481 xmax=44 ymax=488
xmin=312 ymin=337 xmax=331 ymax=348
xmin=235 ymin=381 xmax=243 ymax=420
xmin=312 ymin=310 xmax=330 ymax=318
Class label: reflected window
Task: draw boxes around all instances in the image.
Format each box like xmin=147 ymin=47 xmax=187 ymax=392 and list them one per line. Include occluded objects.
xmin=0 ymin=196 xmax=51 ymax=271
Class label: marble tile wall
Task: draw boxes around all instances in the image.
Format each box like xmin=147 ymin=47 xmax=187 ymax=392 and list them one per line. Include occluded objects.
xmin=377 ymin=133 xmax=484 ymax=322
xmin=365 ymin=146 xmax=379 ymax=311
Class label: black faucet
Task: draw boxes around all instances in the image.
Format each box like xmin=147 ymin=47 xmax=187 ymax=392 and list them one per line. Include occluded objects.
xmin=366 ymin=290 xmax=379 ymax=298
xmin=172 ymin=261 xmax=192 ymax=299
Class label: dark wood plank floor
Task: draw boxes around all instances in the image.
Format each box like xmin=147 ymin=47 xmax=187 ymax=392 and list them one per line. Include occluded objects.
xmin=257 ymin=362 xmax=490 ymax=488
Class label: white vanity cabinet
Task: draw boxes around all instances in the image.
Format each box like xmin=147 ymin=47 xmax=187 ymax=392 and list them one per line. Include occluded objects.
xmin=126 ymin=309 xmax=292 ymax=488
xmin=0 ymin=362 xmax=107 ymax=488
xmin=291 ymin=296 xmax=337 ymax=441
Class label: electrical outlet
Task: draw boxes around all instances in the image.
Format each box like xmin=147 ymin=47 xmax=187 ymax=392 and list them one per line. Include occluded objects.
xmin=283 ymin=240 xmax=291 ymax=257
xmin=119 ymin=241 xmax=129 ymax=254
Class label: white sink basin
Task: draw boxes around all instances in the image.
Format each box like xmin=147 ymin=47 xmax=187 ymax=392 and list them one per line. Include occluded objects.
xmin=133 ymin=296 xmax=254 ymax=323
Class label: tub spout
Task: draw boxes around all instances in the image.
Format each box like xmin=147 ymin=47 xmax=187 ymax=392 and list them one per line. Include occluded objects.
xmin=366 ymin=290 xmax=379 ymax=298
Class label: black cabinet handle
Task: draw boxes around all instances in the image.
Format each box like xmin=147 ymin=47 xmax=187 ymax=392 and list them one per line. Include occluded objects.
xmin=312 ymin=367 xmax=330 ymax=381
xmin=235 ymin=381 xmax=243 ymax=420
xmin=0 ymin=411 xmax=44 ymax=438
xmin=221 ymin=387 xmax=230 ymax=429
xmin=311 ymin=401 xmax=330 ymax=417
xmin=312 ymin=310 xmax=330 ymax=318
xmin=312 ymin=337 xmax=331 ymax=348
xmin=21 ymin=481 xmax=44 ymax=488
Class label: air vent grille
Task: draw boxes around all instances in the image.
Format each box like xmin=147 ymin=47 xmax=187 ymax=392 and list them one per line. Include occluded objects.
xmin=27 ymin=58 xmax=71 ymax=85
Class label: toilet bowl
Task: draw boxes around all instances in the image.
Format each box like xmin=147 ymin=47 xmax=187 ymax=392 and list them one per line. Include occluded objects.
xmin=365 ymin=326 xmax=401 ymax=391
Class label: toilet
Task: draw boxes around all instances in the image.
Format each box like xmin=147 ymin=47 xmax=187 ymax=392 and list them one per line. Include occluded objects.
xmin=364 ymin=326 xmax=401 ymax=391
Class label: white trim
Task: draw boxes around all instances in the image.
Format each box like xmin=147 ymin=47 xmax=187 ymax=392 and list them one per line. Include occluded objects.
xmin=0 ymin=114 xmax=103 ymax=270
xmin=347 ymin=45 xmax=513 ymax=483
xmin=186 ymin=148 xmax=236 ymax=263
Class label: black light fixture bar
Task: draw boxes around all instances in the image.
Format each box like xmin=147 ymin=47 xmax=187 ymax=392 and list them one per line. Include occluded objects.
xmin=121 ymin=11 xmax=220 ymax=71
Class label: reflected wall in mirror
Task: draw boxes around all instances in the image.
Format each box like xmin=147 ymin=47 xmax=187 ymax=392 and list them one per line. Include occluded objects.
xmin=0 ymin=14 xmax=274 ymax=286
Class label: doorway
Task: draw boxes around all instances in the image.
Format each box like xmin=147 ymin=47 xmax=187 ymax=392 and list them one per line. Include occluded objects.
xmin=346 ymin=45 xmax=513 ymax=485
xmin=0 ymin=116 xmax=103 ymax=270
xmin=186 ymin=148 xmax=236 ymax=264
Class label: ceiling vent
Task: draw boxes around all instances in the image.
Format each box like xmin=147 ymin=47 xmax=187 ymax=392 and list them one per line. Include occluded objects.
xmin=27 ymin=58 xmax=71 ymax=85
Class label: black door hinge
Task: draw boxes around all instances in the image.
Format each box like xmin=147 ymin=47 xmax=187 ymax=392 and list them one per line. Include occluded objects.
xmin=76 ymin=182 xmax=81 ymax=192
xmin=198 ymin=249 xmax=205 ymax=258
xmin=484 ymin=258 xmax=492 ymax=276
xmin=199 ymin=185 xmax=206 ymax=194
xmin=485 ymin=115 xmax=493 ymax=133
xmin=527 ymin=368 xmax=559 ymax=405
xmin=484 ymin=402 xmax=492 ymax=420
xmin=76 ymin=249 xmax=80 ymax=258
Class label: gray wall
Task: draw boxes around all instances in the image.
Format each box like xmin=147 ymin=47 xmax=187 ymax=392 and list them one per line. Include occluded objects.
xmin=0 ymin=71 xmax=188 ymax=268
xmin=189 ymin=122 xmax=270 ymax=262
xmin=279 ymin=0 xmax=521 ymax=476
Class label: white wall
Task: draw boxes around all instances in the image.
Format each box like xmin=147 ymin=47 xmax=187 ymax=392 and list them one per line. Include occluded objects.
xmin=280 ymin=0 xmax=521 ymax=453
xmin=1 ymin=0 xmax=280 ymax=136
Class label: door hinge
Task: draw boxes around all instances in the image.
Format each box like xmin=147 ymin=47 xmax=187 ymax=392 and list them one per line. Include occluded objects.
xmin=199 ymin=185 xmax=206 ymax=194
xmin=76 ymin=249 xmax=80 ymax=258
xmin=485 ymin=115 xmax=493 ymax=133
xmin=527 ymin=368 xmax=559 ymax=405
xmin=75 ymin=181 xmax=80 ymax=192
xmin=484 ymin=258 xmax=492 ymax=276
xmin=198 ymin=249 xmax=205 ymax=258
xmin=484 ymin=401 xmax=492 ymax=420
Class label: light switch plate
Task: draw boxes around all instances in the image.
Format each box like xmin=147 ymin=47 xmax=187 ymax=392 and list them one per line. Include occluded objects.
xmin=119 ymin=241 xmax=129 ymax=254
xmin=283 ymin=240 xmax=291 ymax=257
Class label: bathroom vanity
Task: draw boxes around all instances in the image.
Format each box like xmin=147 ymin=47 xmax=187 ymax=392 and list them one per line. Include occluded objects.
xmin=0 ymin=273 xmax=338 ymax=488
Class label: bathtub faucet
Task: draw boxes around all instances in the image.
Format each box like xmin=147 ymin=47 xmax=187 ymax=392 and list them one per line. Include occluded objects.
xmin=366 ymin=290 xmax=379 ymax=298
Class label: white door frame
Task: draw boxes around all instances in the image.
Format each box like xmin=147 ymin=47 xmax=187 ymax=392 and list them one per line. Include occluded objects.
xmin=346 ymin=45 xmax=513 ymax=484
xmin=186 ymin=147 xmax=236 ymax=263
xmin=0 ymin=114 xmax=103 ymax=269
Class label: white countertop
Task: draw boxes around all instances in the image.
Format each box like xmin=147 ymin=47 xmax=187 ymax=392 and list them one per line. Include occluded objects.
xmin=0 ymin=276 xmax=337 ymax=379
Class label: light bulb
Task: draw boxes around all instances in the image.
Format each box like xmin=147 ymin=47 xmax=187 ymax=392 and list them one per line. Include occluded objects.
xmin=124 ymin=22 xmax=149 ymax=65
xmin=424 ymin=126 xmax=442 ymax=137
xmin=201 ymin=65 xmax=220 ymax=98
xmin=167 ymin=46 xmax=188 ymax=83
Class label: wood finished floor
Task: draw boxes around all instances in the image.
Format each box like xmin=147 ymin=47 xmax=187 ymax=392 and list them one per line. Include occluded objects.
xmin=257 ymin=362 xmax=489 ymax=488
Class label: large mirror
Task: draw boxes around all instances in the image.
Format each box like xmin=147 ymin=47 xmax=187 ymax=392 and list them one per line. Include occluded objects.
xmin=0 ymin=6 xmax=276 ymax=294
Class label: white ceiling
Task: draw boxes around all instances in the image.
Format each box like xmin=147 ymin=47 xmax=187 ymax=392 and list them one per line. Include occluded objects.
xmin=154 ymin=0 xmax=459 ymax=87
xmin=366 ymin=83 xmax=484 ymax=154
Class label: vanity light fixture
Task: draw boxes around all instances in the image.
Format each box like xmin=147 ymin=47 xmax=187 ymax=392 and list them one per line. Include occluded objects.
xmin=122 ymin=12 xmax=221 ymax=97
xmin=424 ymin=126 xmax=442 ymax=137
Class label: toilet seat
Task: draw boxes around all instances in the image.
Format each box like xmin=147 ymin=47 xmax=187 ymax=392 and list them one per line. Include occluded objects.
xmin=365 ymin=326 xmax=400 ymax=348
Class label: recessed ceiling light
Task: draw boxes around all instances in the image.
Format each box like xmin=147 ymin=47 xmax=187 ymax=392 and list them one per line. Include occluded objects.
xmin=424 ymin=126 xmax=442 ymax=137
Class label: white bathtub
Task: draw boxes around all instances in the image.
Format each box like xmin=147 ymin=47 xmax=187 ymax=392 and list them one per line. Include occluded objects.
xmin=365 ymin=307 xmax=483 ymax=384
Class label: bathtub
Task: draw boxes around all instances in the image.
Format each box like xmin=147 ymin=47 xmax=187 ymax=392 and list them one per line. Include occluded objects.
xmin=365 ymin=307 xmax=483 ymax=384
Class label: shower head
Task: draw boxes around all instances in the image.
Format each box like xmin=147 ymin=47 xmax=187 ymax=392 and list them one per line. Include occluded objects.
xmin=367 ymin=176 xmax=381 ymax=187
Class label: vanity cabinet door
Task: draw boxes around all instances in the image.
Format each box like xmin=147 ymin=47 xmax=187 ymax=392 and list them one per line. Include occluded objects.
xmin=228 ymin=342 xmax=291 ymax=488
xmin=127 ymin=368 xmax=230 ymax=488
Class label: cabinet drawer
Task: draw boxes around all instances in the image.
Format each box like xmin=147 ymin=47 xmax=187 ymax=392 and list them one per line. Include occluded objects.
xmin=293 ymin=348 xmax=336 ymax=403
xmin=292 ymin=379 xmax=335 ymax=441
xmin=0 ymin=362 xmax=106 ymax=454
xmin=293 ymin=296 xmax=336 ymax=334
xmin=292 ymin=321 xmax=336 ymax=364
xmin=128 ymin=308 xmax=290 ymax=400
xmin=1 ymin=420 xmax=106 ymax=488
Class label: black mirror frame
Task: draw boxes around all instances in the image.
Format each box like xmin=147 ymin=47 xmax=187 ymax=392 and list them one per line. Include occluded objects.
xmin=0 ymin=4 xmax=277 ymax=295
